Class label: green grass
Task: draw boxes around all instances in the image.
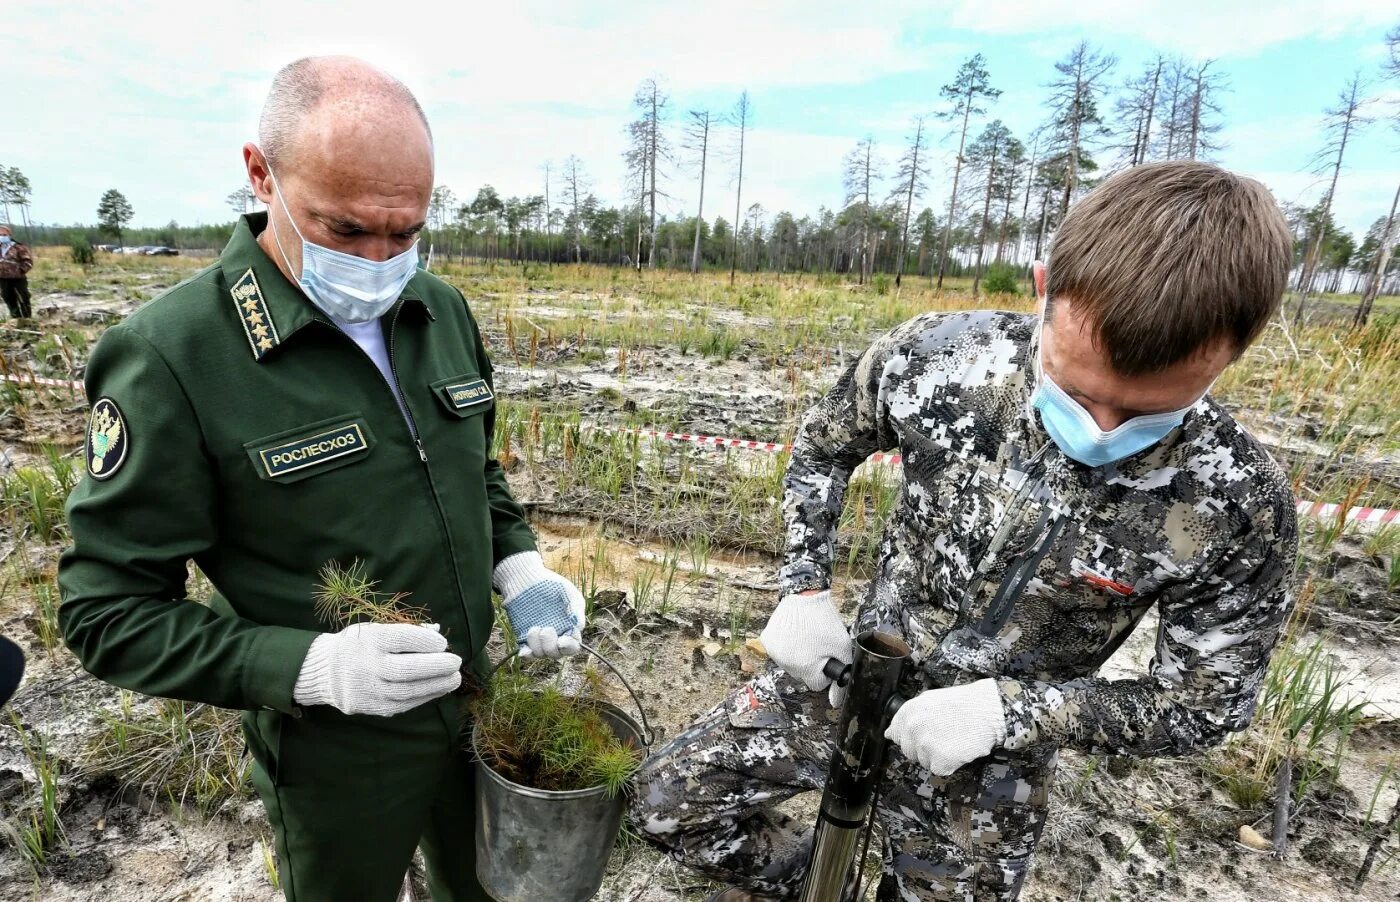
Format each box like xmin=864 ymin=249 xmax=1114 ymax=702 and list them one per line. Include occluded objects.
xmin=2 ymin=713 xmax=66 ymax=869
xmin=81 ymin=695 xmax=250 ymax=817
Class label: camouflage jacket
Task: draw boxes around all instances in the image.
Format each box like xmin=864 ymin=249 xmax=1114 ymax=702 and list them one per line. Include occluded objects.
xmin=0 ymin=241 xmax=32 ymax=279
xmin=780 ymin=311 xmax=1298 ymax=758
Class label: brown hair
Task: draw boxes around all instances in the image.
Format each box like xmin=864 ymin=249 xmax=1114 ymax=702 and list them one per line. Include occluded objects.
xmin=1045 ymin=161 xmax=1291 ymax=375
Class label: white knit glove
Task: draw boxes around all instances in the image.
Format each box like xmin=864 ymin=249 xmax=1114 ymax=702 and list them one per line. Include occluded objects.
xmin=884 ymin=679 xmax=1008 ymax=775
xmin=493 ymin=551 xmax=586 ymax=659
xmin=759 ymin=590 xmax=853 ymax=707
xmin=292 ymin=623 xmax=463 ymax=717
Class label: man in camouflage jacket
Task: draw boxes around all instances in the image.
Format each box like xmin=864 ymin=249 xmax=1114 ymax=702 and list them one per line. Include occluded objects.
xmin=0 ymin=226 xmax=33 ymax=319
xmin=632 ymin=162 xmax=1299 ymax=901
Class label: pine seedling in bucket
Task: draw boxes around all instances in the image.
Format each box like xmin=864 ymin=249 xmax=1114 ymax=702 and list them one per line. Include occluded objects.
xmin=471 ymin=648 xmax=652 ymax=901
xmin=472 ymin=668 xmax=642 ymax=797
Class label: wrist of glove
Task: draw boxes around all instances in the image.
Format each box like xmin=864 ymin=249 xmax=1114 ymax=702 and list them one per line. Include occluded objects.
xmin=292 ymin=622 xmax=463 ymax=717
xmin=758 ymin=590 xmax=852 ymax=707
xmin=884 ymin=678 xmax=1008 ymax=776
xmin=493 ymin=551 xmax=586 ymax=659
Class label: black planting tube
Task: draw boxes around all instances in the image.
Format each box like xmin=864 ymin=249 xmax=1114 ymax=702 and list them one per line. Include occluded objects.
xmin=799 ymin=630 xmax=911 ymax=902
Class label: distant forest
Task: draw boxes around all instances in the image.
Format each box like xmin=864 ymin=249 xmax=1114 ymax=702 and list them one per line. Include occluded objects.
xmin=6 ymin=28 xmax=1399 ymax=322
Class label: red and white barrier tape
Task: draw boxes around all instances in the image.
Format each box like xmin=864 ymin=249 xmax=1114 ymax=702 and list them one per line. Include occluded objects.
xmin=4 ymin=372 xmax=1394 ymax=526
xmin=618 ymin=426 xmax=1398 ymax=527
xmin=619 ymin=426 xmax=903 ymax=465
xmin=1294 ymin=502 xmax=1400 ymax=526
xmin=3 ymin=373 xmax=82 ymax=390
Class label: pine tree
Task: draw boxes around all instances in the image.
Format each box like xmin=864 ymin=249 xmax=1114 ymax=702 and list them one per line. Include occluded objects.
xmin=935 ymin=54 xmax=1000 ymax=288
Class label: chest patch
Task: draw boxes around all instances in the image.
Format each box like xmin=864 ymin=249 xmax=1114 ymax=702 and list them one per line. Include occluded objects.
xmin=441 ymin=377 xmax=493 ymax=411
xmin=86 ymin=398 xmax=129 ymax=480
xmin=256 ymin=423 xmax=369 ymax=479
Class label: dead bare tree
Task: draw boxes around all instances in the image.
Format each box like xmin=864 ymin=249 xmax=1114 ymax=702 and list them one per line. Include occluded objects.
xmin=541 ymin=161 xmax=553 ymax=264
xmin=1185 ymin=59 xmax=1229 ymax=160
xmin=1356 ymin=185 xmax=1399 ymax=327
xmin=890 ymin=117 xmax=931 ymax=288
xmin=1115 ymin=56 xmax=1164 ymax=166
xmin=561 ymin=155 xmax=589 ymax=264
xmin=843 ymin=137 xmax=880 ymax=284
xmin=1047 ymin=41 xmax=1116 ymax=221
xmin=935 ymin=54 xmax=1000 ymax=288
xmin=1294 ymin=72 xmax=1372 ymax=326
xmin=626 ymin=79 xmax=671 ymax=270
xmin=1356 ymin=28 xmax=1400 ymax=327
xmin=728 ymin=91 xmax=751 ymax=287
xmin=684 ymin=110 xmax=712 ymax=274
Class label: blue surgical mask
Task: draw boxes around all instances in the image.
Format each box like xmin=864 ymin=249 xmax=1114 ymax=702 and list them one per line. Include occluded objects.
xmin=266 ymin=170 xmax=418 ymax=324
xmin=0 ymin=236 xmax=12 ymax=246
xmin=1030 ymin=346 xmax=1208 ymax=468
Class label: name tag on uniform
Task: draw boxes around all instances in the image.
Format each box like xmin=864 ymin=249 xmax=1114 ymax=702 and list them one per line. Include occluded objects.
xmin=257 ymin=423 xmax=369 ymax=478
xmin=441 ymin=377 xmax=493 ymax=411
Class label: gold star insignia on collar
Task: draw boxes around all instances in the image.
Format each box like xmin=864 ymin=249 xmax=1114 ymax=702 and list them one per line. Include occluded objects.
xmin=231 ymin=268 xmax=281 ymax=361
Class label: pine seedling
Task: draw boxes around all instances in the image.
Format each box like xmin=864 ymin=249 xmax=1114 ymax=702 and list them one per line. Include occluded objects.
xmin=313 ymin=559 xmax=426 ymax=628
xmin=473 ymin=666 xmax=642 ymax=798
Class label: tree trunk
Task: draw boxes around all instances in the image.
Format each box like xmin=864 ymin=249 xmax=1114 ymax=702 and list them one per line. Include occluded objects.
xmin=1271 ymin=754 xmax=1293 ymax=859
xmin=730 ymin=104 xmax=747 ymax=287
xmin=1140 ymin=58 xmax=1162 ymax=165
xmin=691 ymin=115 xmax=709 ymax=274
xmin=1016 ymin=135 xmax=1039 ymax=264
xmin=1355 ymin=793 xmax=1400 ymax=889
xmin=647 ymin=88 xmax=658 ymax=269
xmin=895 ymin=120 xmax=924 ymax=288
xmin=936 ymin=93 xmax=974 ymax=289
xmin=973 ymin=135 xmax=1001 ymax=295
xmin=1035 ymin=185 xmax=1051 ymax=260
xmin=1356 ymin=181 xmax=1400 ymax=328
xmin=1188 ymin=66 xmax=1204 ymax=160
xmin=1295 ymin=78 xmax=1362 ymax=325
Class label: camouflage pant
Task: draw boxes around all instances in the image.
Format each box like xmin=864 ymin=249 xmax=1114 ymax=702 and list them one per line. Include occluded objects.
xmin=631 ymin=671 xmax=1056 ymax=901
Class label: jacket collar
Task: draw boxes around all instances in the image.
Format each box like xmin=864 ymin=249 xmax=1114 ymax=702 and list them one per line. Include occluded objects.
xmin=219 ymin=212 xmax=432 ymax=362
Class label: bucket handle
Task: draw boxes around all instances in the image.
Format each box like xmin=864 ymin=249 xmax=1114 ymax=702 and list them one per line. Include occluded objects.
xmin=489 ymin=642 xmax=656 ymax=748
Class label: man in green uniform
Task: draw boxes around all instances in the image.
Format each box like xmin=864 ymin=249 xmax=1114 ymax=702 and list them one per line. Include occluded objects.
xmin=59 ymin=56 xmax=585 ymax=901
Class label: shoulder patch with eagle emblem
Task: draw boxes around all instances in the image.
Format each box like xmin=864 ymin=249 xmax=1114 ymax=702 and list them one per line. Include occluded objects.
xmin=87 ymin=398 xmax=129 ymax=479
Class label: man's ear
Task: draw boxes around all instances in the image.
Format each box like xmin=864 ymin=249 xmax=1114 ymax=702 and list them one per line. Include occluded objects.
xmin=1032 ymin=261 xmax=1047 ymax=313
xmin=243 ymin=143 xmax=275 ymax=205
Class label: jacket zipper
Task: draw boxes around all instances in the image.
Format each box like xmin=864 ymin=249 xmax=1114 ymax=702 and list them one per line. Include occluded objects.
xmin=321 ymin=305 xmax=475 ymax=652
xmin=955 ymin=442 xmax=1051 ymax=615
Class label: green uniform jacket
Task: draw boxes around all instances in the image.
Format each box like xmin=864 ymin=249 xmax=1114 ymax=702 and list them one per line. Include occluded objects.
xmin=58 ymin=213 xmax=536 ymax=715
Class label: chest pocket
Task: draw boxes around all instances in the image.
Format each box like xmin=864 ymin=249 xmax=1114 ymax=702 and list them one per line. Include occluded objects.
xmin=243 ymin=414 xmax=376 ymax=484
xmin=1038 ymin=523 xmax=1152 ymax=610
xmin=431 ymin=372 xmax=494 ymax=419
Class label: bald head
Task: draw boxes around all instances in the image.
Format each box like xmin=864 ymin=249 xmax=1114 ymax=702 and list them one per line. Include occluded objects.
xmin=245 ymin=56 xmax=434 ymax=276
xmin=259 ymin=56 xmax=432 ymax=170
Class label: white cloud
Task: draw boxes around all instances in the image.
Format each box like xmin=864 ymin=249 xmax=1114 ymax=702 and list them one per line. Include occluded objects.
xmin=947 ymin=0 xmax=1400 ymax=59
xmin=7 ymin=0 xmax=1395 ymax=239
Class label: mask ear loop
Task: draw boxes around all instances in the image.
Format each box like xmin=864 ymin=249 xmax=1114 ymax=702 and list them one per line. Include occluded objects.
xmin=261 ymin=159 xmax=305 ymax=283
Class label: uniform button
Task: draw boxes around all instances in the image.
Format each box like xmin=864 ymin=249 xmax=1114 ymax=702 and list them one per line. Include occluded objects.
xmin=289 ymin=705 xmax=304 ymax=719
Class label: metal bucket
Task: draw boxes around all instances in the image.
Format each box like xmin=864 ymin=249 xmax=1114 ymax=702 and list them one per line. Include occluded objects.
xmin=472 ymin=645 xmax=654 ymax=902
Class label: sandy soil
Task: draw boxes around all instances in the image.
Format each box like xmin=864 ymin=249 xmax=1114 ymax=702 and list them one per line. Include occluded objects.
xmin=1 ymin=278 xmax=1397 ymax=902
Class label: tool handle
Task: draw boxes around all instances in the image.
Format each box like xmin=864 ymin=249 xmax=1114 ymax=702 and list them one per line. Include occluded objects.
xmin=823 ymin=658 xmax=852 ymax=688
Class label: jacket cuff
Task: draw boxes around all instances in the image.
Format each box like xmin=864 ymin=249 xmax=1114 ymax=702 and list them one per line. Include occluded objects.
xmin=493 ymin=532 xmax=539 ymax=571
xmin=996 ymin=677 xmax=1042 ymax=752
xmin=493 ymin=551 xmax=549 ymax=599
xmin=241 ymin=625 xmax=320 ymax=714
xmin=778 ymin=560 xmax=830 ymax=597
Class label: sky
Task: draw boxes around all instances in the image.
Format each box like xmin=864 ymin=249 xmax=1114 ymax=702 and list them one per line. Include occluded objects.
xmin=7 ymin=0 xmax=1400 ymax=241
